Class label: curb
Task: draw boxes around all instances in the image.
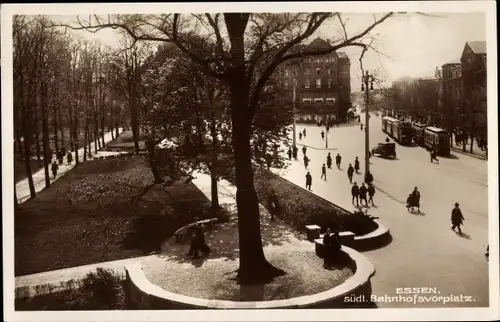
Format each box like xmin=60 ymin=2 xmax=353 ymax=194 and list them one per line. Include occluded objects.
xmin=451 ymin=147 xmax=487 ymax=160
xmin=123 ymin=246 xmax=375 ymax=309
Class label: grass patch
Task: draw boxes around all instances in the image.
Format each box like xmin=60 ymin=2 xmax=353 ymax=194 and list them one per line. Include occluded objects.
xmin=14 ymin=158 xmax=44 ymax=183
xmin=225 ymin=165 xmax=377 ymax=235
xmin=15 ymin=155 xmax=214 ymax=276
xmin=105 ymin=130 xmax=147 ymax=152
xmin=16 ymin=268 xmax=126 ymax=310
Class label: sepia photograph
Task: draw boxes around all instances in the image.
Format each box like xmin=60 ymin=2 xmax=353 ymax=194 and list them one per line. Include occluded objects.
xmin=2 ymin=2 xmax=498 ymax=321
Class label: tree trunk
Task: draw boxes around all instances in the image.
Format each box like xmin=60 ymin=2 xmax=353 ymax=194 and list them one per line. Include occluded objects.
xmin=34 ymin=111 xmax=42 ymax=161
xmin=21 ymin=87 xmax=36 ymax=199
xmin=41 ymin=83 xmax=51 ymax=188
xmin=83 ymin=122 xmax=88 ymax=161
xmin=210 ymin=116 xmax=220 ymax=212
xmin=146 ymin=134 xmax=162 ymax=184
xmin=230 ymin=82 xmax=283 ymax=284
xmin=53 ymin=105 xmax=59 ymax=153
xmin=58 ymin=108 xmax=65 ymax=150
xmin=74 ymin=113 xmax=80 ymax=165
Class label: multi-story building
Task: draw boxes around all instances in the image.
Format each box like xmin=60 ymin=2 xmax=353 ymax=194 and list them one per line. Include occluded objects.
xmin=460 ymin=41 xmax=487 ymax=133
xmin=277 ymin=37 xmax=351 ymax=123
xmin=440 ymin=60 xmax=462 ymax=132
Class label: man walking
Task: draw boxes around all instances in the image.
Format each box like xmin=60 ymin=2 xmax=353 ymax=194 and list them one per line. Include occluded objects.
xmin=302 ymin=145 xmax=307 ymax=156
xmin=326 ymin=152 xmax=332 ymax=169
xmin=321 ymin=130 xmax=325 ymax=140
xmin=347 ymin=164 xmax=354 ymax=183
xmin=287 ymin=147 xmax=292 ymax=160
xmin=305 ymin=172 xmax=312 ymax=191
xmin=336 ymin=153 xmax=342 ymax=169
xmin=354 ymin=156 xmax=360 ymax=174
xmin=303 ymin=155 xmax=310 ymax=169
xmin=367 ymin=183 xmax=375 ymax=205
xmin=412 ymin=187 xmax=421 ymax=212
xmin=292 ymin=145 xmax=298 ymax=160
xmin=321 ymin=164 xmax=327 ymax=180
xmin=351 ymin=182 xmax=359 ymax=206
xmin=303 ymin=128 xmax=307 ymax=138
xmin=359 ymin=183 xmax=368 ymax=206
xmin=51 ymin=160 xmax=59 ymax=179
xmin=451 ymin=202 xmax=465 ymax=234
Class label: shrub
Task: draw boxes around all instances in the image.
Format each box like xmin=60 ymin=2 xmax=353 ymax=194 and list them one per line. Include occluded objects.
xmin=16 ymin=268 xmax=125 ymax=310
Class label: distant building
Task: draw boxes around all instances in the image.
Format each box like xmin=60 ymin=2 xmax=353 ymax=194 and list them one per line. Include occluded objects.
xmin=440 ymin=59 xmax=462 ymax=132
xmin=277 ymin=37 xmax=351 ymax=123
xmin=460 ymin=41 xmax=487 ymax=133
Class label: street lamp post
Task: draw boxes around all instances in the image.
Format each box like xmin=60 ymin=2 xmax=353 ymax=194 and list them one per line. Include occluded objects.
xmin=361 ymin=71 xmax=375 ymax=176
xmin=292 ymin=82 xmax=297 ymax=149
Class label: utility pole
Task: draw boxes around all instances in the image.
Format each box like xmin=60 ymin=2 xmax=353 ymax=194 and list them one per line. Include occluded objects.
xmin=361 ymin=71 xmax=375 ymax=176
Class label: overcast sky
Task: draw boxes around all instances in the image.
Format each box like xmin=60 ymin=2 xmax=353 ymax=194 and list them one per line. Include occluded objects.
xmin=51 ymin=12 xmax=486 ymax=91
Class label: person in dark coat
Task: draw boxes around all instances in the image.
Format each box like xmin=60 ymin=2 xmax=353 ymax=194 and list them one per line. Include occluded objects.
xmin=304 ymin=155 xmax=310 ymax=169
xmin=347 ymin=164 xmax=354 ymax=183
xmin=336 ymin=153 xmax=342 ymax=169
xmin=321 ymin=164 xmax=327 ymax=180
xmin=305 ymin=172 xmax=312 ymax=190
xmin=303 ymin=128 xmax=307 ymax=138
xmin=406 ymin=193 xmax=415 ymax=212
xmin=287 ymin=147 xmax=292 ymax=160
xmin=365 ymin=171 xmax=373 ymax=185
xmin=430 ymin=147 xmax=439 ymax=163
xmin=299 ymin=132 xmax=302 ymax=140
xmin=351 ymin=182 xmax=359 ymax=206
xmin=451 ymin=203 xmax=465 ymax=234
xmin=360 ymin=123 xmax=364 ymax=131
xmin=326 ymin=153 xmax=332 ymax=169
xmin=61 ymin=146 xmax=67 ymax=156
xmin=302 ymin=146 xmax=307 ymax=156
xmin=321 ymin=130 xmax=325 ymax=140
xmin=354 ymin=157 xmax=360 ymax=173
xmin=411 ymin=187 xmax=421 ymax=212
xmin=359 ymin=183 xmax=368 ymax=206
xmin=57 ymin=151 xmax=64 ymax=165
xmin=385 ymin=137 xmax=390 ymax=143
xmin=51 ymin=160 xmax=59 ymax=179
xmin=367 ymin=183 xmax=375 ymax=205
xmin=292 ymin=145 xmax=298 ymax=160
xmin=66 ymin=151 xmax=73 ymax=164
xmin=188 ymin=224 xmax=211 ymax=259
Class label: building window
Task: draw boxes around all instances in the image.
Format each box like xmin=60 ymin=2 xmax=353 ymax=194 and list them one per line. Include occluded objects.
xmin=316 ymin=79 xmax=321 ymax=88
xmin=293 ymin=69 xmax=298 ymax=76
xmin=305 ymin=79 xmax=310 ymax=88
xmin=284 ymin=80 xmax=289 ymax=88
xmin=292 ymin=79 xmax=297 ymax=87
xmin=326 ymin=97 xmax=335 ymax=103
xmin=316 ymin=68 xmax=321 ymax=75
xmin=314 ymin=98 xmax=323 ymax=102
xmin=285 ymin=69 xmax=289 ymax=76
xmin=328 ymin=69 xmax=332 ymax=75
xmin=328 ymin=79 xmax=332 ymax=88
xmin=302 ymin=98 xmax=312 ymax=102
xmin=304 ymin=68 xmax=310 ymax=75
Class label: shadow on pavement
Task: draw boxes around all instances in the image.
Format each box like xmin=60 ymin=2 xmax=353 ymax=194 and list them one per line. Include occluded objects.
xmin=457 ymin=232 xmax=471 ymax=240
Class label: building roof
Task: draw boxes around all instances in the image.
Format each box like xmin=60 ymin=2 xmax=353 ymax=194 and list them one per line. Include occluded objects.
xmin=307 ymin=37 xmax=332 ymax=50
xmin=467 ymin=41 xmax=486 ymax=54
xmin=442 ymin=59 xmax=461 ymax=65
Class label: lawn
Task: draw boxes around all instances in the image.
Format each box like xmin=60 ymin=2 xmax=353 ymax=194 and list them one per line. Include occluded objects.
xmin=15 ymin=155 xmax=214 ymax=276
xmin=105 ymin=130 xmax=147 ymax=152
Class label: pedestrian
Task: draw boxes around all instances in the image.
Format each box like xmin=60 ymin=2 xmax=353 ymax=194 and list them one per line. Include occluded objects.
xmin=359 ymin=183 xmax=368 ymax=206
xmin=299 ymin=132 xmax=303 ymax=140
xmin=61 ymin=146 xmax=67 ymax=156
xmin=321 ymin=130 xmax=325 ymax=140
xmin=287 ymin=147 xmax=292 ymax=160
xmin=336 ymin=153 xmax=342 ymax=169
xmin=367 ymin=183 xmax=375 ymax=205
xmin=292 ymin=145 xmax=298 ymax=160
xmin=365 ymin=171 xmax=373 ymax=185
xmin=66 ymin=151 xmax=73 ymax=164
xmin=187 ymin=223 xmax=211 ymax=259
xmin=305 ymin=171 xmax=312 ymax=190
xmin=451 ymin=202 xmax=465 ymax=234
xmin=51 ymin=160 xmax=59 ymax=179
xmin=321 ymin=164 xmax=327 ymax=180
xmin=303 ymin=155 xmax=310 ymax=169
xmin=354 ymin=157 xmax=360 ymax=174
xmin=385 ymin=137 xmax=390 ymax=143
xmin=347 ymin=164 xmax=354 ymax=183
xmin=302 ymin=146 xmax=307 ymax=156
xmin=326 ymin=125 xmax=330 ymax=133
xmin=303 ymin=128 xmax=307 ymax=138
xmin=57 ymin=151 xmax=64 ymax=165
xmin=351 ymin=182 xmax=359 ymax=206
xmin=326 ymin=152 xmax=332 ymax=169
xmin=360 ymin=123 xmax=364 ymax=131
xmin=406 ymin=193 xmax=415 ymax=212
xmin=430 ymin=148 xmax=439 ymax=163
xmin=412 ymin=187 xmax=421 ymax=212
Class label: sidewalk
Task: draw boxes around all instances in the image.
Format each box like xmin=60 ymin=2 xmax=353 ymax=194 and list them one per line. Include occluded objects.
xmin=16 ymin=128 xmax=123 ymax=204
xmin=450 ymin=135 xmax=487 ymax=160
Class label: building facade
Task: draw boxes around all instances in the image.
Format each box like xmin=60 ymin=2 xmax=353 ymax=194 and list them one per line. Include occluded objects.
xmin=440 ymin=60 xmax=462 ymax=132
xmin=277 ymin=37 xmax=351 ymax=123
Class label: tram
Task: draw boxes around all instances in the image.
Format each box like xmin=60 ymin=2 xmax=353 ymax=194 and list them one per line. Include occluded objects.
xmin=424 ymin=126 xmax=451 ymax=156
xmin=382 ymin=116 xmax=412 ymax=145
xmin=411 ymin=122 xmax=427 ymax=146
xmin=381 ymin=116 xmax=398 ymax=136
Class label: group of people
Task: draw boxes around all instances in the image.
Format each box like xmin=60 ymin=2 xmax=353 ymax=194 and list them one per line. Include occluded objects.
xmin=187 ymin=223 xmax=211 ymax=259
xmin=406 ymin=187 xmax=421 ymax=212
xmin=50 ymin=148 xmax=74 ymax=179
xmin=351 ymin=181 xmax=376 ymax=207
xmin=322 ymin=228 xmax=342 ymax=266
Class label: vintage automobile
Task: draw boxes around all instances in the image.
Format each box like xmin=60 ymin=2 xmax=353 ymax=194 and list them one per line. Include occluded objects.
xmin=371 ymin=142 xmax=396 ymax=159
